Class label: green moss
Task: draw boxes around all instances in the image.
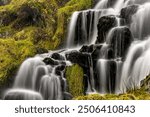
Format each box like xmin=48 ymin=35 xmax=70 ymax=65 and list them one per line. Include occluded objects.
xmin=66 ymin=64 xmax=84 ymax=97
xmin=0 ymin=38 xmax=35 ymax=85
xmin=53 ymin=0 xmax=92 ymax=43
xmin=0 ymin=0 xmax=92 ymax=86
xmin=75 ymin=88 xmax=150 ymax=100
xmin=75 ymin=94 xmax=105 ymax=100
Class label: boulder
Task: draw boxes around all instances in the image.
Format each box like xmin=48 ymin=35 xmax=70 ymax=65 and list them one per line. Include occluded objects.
xmin=95 ymin=60 xmax=117 ymax=93
xmin=43 ymin=57 xmax=59 ymax=66
xmin=51 ymin=53 xmax=65 ymax=61
xmin=120 ymin=4 xmax=139 ymax=25
xmin=96 ymin=15 xmax=117 ymax=43
xmin=79 ymin=44 xmax=94 ymax=53
xmin=107 ymin=26 xmax=133 ymax=58
xmin=55 ymin=65 xmax=66 ymax=76
xmin=65 ymin=50 xmax=91 ymax=68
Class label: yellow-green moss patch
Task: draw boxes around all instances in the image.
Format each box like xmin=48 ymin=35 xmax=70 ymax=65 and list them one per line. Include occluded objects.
xmin=75 ymin=89 xmax=150 ymax=100
xmin=66 ymin=64 xmax=84 ymax=97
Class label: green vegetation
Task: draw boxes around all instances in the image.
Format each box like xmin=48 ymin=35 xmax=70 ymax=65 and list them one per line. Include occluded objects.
xmin=53 ymin=0 xmax=92 ymax=43
xmin=66 ymin=64 xmax=84 ymax=97
xmin=0 ymin=0 xmax=92 ymax=85
xmin=75 ymin=88 xmax=150 ymax=100
xmin=0 ymin=39 xmax=35 ymax=86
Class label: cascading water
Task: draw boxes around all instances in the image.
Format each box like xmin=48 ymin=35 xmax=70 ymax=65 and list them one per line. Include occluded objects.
xmin=130 ymin=3 xmax=150 ymax=39
xmin=3 ymin=0 xmax=150 ymax=99
xmin=94 ymin=0 xmax=108 ymax=9
xmin=120 ymin=37 xmax=150 ymax=92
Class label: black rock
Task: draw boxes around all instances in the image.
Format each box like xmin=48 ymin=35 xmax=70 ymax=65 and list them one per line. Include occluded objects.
xmin=91 ymin=44 xmax=102 ymax=60
xmin=55 ymin=65 xmax=66 ymax=71
xmin=66 ymin=50 xmax=91 ymax=68
xmin=83 ymin=74 xmax=89 ymax=94
xmin=43 ymin=57 xmax=59 ymax=66
xmin=55 ymin=65 xmax=66 ymax=76
xmin=120 ymin=4 xmax=139 ymax=25
xmin=79 ymin=44 xmax=94 ymax=53
xmin=107 ymin=26 xmax=133 ymax=58
xmin=96 ymin=15 xmax=117 ymax=43
xmin=51 ymin=53 xmax=65 ymax=61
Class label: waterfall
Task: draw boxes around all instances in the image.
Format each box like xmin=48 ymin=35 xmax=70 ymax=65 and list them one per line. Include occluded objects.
xmin=4 ymin=54 xmax=68 ymax=100
xmin=97 ymin=59 xmax=108 ymax=93
xmin=66 ymin=12 xmax=80 ymax=48
xmin=66 ymin=8 xmax=117 ymax=47
xmin=114 ymin=0 xmax=125 ymax=11
xmin=130 ymin=3 xmax=150 ymax=39
xmin=94 ymin=0 xmax=108 ymax=9
xmin=120 ymin=37 xmax=150 ymax=92
xmin=3 ymin=0 xmax=150 ymax=100
xmin=13 ymin=57 xmax=45 ymax=89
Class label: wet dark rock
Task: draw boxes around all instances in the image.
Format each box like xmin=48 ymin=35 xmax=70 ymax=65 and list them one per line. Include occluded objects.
xmin=65 ymin=50 xmax=91 ymax=68
xmin=96 ymin=15 xmax=117 ymax=43
xmin=120 ymin=4 xmax=139 ymax=25
xmin=83 ymin=75 xmax=89 ymax=94
xmin=66 ymin=50 xmax=93 ymax=87
xmin=63 ymin=92 xmax=73 ymax=100
xmin=55 ymin=65 xmax=66 ymax=76
xmin=107 ymin=26 xmax=133 ymax=58
xmin=43 ymin=57 xmax=59 ymax=66
xmin=79 ymin=44 xmax=94 ymax=53
xmin=56 ymin=65 xmax=66 ymax=71
xmin=51 ymin=53 xmax=65 ymax=61
xmin=107 ymin=48 xmax=114 ymax=59
xmin=59 ymin=77 xmax=66 ymax=92
xmin=91 ymin=44 xmax=102 ymax=60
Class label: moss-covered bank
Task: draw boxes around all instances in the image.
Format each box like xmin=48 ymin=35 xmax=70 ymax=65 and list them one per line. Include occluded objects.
xmin=0 ymin=0 xmax=92 ymax=86
xmin=75 ymin=88 xmax=150 ymax=100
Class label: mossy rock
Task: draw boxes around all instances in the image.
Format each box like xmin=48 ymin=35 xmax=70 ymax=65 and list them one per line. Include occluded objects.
xmin=66 ymin=64 xmax=84 ymax=97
